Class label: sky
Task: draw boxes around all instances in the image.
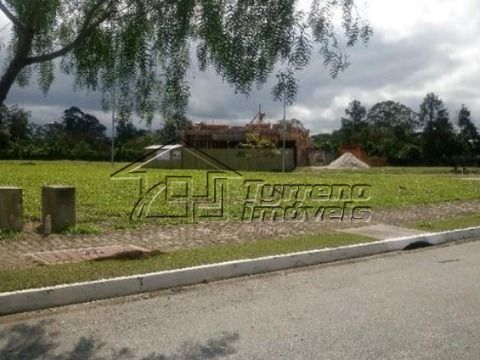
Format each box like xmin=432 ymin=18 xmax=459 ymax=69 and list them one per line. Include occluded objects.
xmin=1 ymin=0 xmax=480 ymax=134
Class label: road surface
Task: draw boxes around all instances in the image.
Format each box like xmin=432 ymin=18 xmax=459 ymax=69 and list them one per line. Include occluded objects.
xmin=0 ymin=240 xmax=479 ymax=359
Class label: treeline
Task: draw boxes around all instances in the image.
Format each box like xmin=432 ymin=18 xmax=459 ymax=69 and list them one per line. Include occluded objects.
xmin=0 ymin=106 xmax=171 ymax=161
xmin=312 ymin=93 xmax=480 ymax=166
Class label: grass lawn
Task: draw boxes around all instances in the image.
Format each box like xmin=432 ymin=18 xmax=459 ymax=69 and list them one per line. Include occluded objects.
xmin=0 ymin=232 xmax=373 ymax=292
xmin=1 ymin=161 xmax=478 ymax=291
xmin=0 ymin=161 xmax=480 ymax=231
xmin=415 ymin=214 xmax=480 ymax=232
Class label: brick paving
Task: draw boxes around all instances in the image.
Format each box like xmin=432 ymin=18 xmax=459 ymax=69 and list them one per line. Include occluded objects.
xmin=1 ymin=199 xmax=480 ymax=269
xmin=25 ymin=245 xmax=152 ymax=265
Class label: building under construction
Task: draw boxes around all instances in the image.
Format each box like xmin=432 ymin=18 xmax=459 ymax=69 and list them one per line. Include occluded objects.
xmin=181 ymin=110 xmax=313 ymax=169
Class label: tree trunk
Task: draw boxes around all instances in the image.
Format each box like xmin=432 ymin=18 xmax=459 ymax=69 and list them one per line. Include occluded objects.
xmin=0 ymin=60 xmax=25 ymax=107
xmin=0 ymin=30 xmax=34 ymax=108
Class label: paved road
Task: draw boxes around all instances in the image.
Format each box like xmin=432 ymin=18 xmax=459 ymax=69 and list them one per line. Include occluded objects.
xmin=1 ymin=240 xmax=479 ymax=360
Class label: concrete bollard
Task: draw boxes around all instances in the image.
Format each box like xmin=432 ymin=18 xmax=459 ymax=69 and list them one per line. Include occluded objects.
xmin=42 ymin=185 xmax=76 ymax=233
xmin=0 ymin=187 xmax=23 ymax=232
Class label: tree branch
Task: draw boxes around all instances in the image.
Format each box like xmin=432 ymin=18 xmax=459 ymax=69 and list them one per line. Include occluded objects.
xmin=0 ymin=0 xmax=25 ymax=31
xmin=24 ymin=0 xmax=115 ymax=65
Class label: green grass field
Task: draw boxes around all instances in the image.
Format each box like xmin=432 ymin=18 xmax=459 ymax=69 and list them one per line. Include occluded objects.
xmin=1 ymin=161 xmax=480 ymax=291
xmin=415 ymin=214 xmax=480 ymax=232
xmin=1 ymin=161 xmax=479 ymax=232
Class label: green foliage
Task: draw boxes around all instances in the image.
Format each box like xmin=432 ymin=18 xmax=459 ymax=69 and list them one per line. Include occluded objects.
xmin=0 ymin=229 xmax=20 ymax=241
xmin=159 ymin=114 xmax=192 ymax=142
xmin=272 ymin=70 xmax=299 ymax=106
xmin=419 ymin=92 xmax=447 ymax=128
xmin=0 ymin=104 xmax=184 ymax=162
xmin=0 ymin=0 xmax=372 ymax=122
xmin=419 ymin=93 xmax=460 ymax=163
xmin=457 ymin=105 xmax=480 ymax=158
xmin=242 ymin=131 xmax=277 ymax=149
xmin=367 ymin=100 xmax=418 ymax=130
xmin=366 ymin=101 xmax=419 ymax=164
xmin=311 ymin=133 xmax=340 ymax=154
xmin=64 ymin=224 xmax=101 ymax=235
xmin=0 ymin=104 xmax=32 ymax=158
xmin=339 ymin=100 xmax=368 ymax=146
xmin=331 ymin=95 xmax=477 ymax=166
xmin=333 ymin=99 xmax=421 ymax=164
xmin=41 ymin=106 xmax=111 ymax=160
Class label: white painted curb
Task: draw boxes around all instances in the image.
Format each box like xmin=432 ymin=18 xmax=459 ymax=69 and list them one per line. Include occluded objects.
xmin=1 ymin=226 xmax=480 ymax=316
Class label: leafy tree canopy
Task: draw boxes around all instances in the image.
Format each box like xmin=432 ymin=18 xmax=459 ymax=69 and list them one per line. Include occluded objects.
xmin=367 ymin=100 xmax=418 ymax=130
xmin=0 ymin=0 xmax=372 ymax=124
xmin=339 ymin=99 xmax=367 ymax=146
xmin=419 ymin=92 xmax=448 ymax=128
xmin=0 ymin=104 xmax=30 ymax=147
xmin=343 ymin=99 xmax=366 ymax=126
xmin=457 ymin=104 xmax=480 ymax=156
xmin=62 ymin=106 xmax=107 ymax=142
xmin=419 ymin=93 xmax=459 ymax=162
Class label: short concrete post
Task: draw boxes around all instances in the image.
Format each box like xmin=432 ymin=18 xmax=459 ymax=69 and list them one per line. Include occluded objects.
xmin=42 ymin=185 xmax=76 ymax=233
xmin=0 ymin=187 xmax=23 ymax=232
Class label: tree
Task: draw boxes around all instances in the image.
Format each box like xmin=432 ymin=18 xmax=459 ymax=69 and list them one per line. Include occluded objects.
xmin=345 ymin=100 xmax=367 ymax=127
xmin=160 ymin=114 xmax=191 ymax=142
xmin=39 ymin=106 xmax=109 ymax=160
xmin=62 ymin=107 xmax=108 ymax=144
xmin=338 ymin=100 xmax=368 ymax=146
xmin=365 ymin=101 xmax=419 ymax=163
xmin=419 ymin=94 xmax=459 ymax=163
xmin=311 ymin=132 xmax=340 ymax=154
xmin=0 ymin=105 xmax=12 ymax=151
xmin=0 ymin=0 xmax=372 ymax=123
xmin=42 ymin=121 xmax=69 ymax=159
xmin=0 ymin=104 xmax=31 ymax=158
xmin=116 ymin=120 xmax=142 ymax=146
xmin=115 ymin=119 xmax=154 ymax=161
xmin=457 ymin=105 xmax=480 ymax=158
xmin=418 ymin=93 xmax=447 ymax=128
xmin=367 ymin=101 xmax=418 ymax=130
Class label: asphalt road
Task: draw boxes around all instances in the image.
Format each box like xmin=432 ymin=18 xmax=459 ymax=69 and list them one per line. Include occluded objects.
xmin=1 ymin=240 xmax=479 ymax=360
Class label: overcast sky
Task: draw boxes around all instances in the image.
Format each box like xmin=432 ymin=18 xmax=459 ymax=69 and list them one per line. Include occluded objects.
xmin=1 ymin=0 xmax=480 ymax=134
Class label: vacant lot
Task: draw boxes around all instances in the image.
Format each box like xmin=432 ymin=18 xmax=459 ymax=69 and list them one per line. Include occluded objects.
xmin=1 ymin=161 xmax=480 ymax=289
xmin=1 ymin=161 xmax=480 ymax=233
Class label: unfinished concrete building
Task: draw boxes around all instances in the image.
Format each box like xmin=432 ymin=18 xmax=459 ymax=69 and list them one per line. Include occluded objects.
xmin=181 ymin=111 xmax=313 ymax=169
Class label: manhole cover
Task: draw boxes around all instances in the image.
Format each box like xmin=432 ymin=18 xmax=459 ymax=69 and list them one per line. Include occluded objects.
xmin=25 ymin=245 xmax=152 ymax=265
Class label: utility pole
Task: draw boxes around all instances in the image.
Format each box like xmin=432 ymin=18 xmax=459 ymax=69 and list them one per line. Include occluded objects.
xmin=282 ymin=93 xmax=287 ymax=172
xmin=111 ymin=86 xmax=116 ymax=167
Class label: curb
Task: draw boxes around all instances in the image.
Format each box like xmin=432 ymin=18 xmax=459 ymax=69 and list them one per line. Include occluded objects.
xmin=1 ymin=226 xmax=480 ymax=316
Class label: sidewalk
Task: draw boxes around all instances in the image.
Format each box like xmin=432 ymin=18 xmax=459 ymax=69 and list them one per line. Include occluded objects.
xmin=1 ymin=199 xmax=480 ymax=269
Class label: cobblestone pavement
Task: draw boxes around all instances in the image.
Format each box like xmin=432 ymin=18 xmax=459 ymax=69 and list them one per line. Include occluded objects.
xmin=1 ymin=199 xmax=480 ymax=269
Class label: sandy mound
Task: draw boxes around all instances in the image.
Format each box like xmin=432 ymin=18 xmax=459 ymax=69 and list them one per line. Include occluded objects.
xmin=327 ymin=152 xmax=371 ymax=170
